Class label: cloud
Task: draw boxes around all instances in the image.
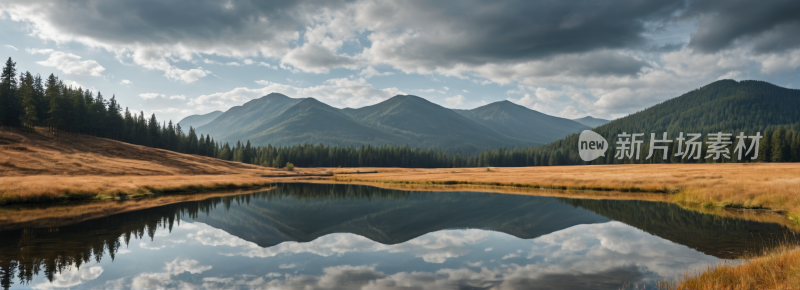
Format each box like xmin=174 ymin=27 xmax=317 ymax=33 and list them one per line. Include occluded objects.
xmin=684 ymin=0 xmax=800 ymax=54
xmin=279 ymin=264 xmax=296 ymax=269
xmin=501 ymin=253 xmax=519 ymax=260
xmin=120 ymin=79 xmax=132 ymax=85
xmin=140 ymin=93 xmax=163 ymax=100
xmin=187 ymin=223 xmax=488 ymax=264
xmin=140 ymin=93 xmax=188 ymax=100
xmin=128 ymin=258 xmax=212 ymax=289
xmin=34 ymin=266 xmax=103 ymax=289
xmin=445 ymin=95 xmax=465 ymax=106
xmin=258 ymin=62 xmax=277 ymax=69
xmin=4 ymin=44 xmax=17 ymax=50
xmin=358 ymin=66 xmax=394 ymax=78
xmin=4 ymin=0 xmax=800 ymax=117
xmin=29 ymin=49 xmax=105 ymax=76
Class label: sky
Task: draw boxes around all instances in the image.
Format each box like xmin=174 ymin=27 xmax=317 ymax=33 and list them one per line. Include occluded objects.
xmin=1 ymin=0 xmax=799 ymax=123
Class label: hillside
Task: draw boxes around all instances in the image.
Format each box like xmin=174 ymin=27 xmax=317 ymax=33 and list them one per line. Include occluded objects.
xmin=0 ymin=126 xmax=331 ymax=205
xmin=177 ymin=110 xmax=223 ymax=132
xmin=536 ymin=79 xmax=800 ymax=165
xmin=572 ymin=116 xmax=610 ymax=128
xmin=455 ymin=100 xmax=590 ymax=144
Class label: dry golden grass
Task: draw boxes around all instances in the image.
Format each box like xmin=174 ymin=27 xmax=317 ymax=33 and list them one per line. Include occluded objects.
xmin=663 ymin=244 xmax=800 ymax=290
xmin=333 ymin=164 xmax=800 ymax=224
xmin=0 ymin=127 xmax=333 ymax=204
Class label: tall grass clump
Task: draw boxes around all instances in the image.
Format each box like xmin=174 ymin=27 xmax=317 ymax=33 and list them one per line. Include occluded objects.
xmin=661 ymin=242 xmax=800 ymax=290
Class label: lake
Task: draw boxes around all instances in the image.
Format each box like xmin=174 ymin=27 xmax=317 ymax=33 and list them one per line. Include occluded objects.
xmin=0 ymin=183 xmax=794 ymax=289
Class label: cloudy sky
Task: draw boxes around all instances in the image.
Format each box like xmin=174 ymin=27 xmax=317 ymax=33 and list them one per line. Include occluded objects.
xmin=1 ymin=0 xmax=799 ymax=123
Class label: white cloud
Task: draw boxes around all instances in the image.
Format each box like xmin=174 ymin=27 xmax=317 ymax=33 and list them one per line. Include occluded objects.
xmin=4 ymin=44 xmax=17 ymax=50
xmin=30 ymin=50 xmax=105 ymax=76
xmin=502 ymin=253 xmax=519 ymax=259
xmin=129 ymin=258 xmax=212 ymax=289
xmin=462 ymin=90 xmax=468 ymax=93
xmin=140 ymin=93 xmax=164 ymax=100
xmin=140 ymin=93 xmax=188 ymax=101
xmin=359 ymin=66 xmax=394 ymax=78
xmin=258 ymin=62 xmax=277 ymax=69
xmin=225 ymin=62 xmax=241 ymax=66
xmin=445 ymin=95 xmax=465 ymax=106
xmin=279 ymin=264 xmax=296 ymax=269
xmin=187 ymin=223 xmax=488 ymax=264
xmin=120 ymin=79 xmax=132 ymax=85
xmin=34 ymin=266 xmax=103 ymax=289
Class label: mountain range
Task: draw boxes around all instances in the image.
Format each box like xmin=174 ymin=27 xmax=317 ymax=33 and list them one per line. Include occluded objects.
xmin=182 ymin=93 xmax=591 ymax=150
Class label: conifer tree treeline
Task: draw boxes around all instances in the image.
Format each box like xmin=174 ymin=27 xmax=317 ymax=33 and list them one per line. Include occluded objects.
xmin=1 ymin=58 xmax=798 ymax=168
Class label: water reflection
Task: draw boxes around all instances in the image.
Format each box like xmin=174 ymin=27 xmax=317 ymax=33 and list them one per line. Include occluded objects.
xmin=0 ymin=183 xmax=795 ymax=289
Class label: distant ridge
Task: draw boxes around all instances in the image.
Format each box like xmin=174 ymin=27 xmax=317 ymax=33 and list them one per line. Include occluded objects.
xmin=177 ymin=110 xmax=223 ymax=132
xmin=572 ymin=116 xmax=610 ymax=128
xmin=456 ymin=100 xmax=590 ymax=144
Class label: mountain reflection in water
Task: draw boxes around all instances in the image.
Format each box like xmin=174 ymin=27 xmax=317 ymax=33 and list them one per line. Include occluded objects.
xmin=0 ymin=183 xmax=795 ymax=290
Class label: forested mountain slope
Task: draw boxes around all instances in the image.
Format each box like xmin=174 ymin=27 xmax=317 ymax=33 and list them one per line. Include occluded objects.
xmin=177 ymin=110 xmax=222 ymax=132
xmin=455 ymin=100 xmax=590 ymax=144
xmin=528 ymin=79 xmax=800 ymax=165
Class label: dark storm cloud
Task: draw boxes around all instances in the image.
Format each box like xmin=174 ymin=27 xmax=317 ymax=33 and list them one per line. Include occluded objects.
xmin=11 ymin=0 xmax=352 ymax=48
xmin=6 ymin=0 xmax=797 ymax=80
xmin=361 ymin=0 xmax=685 ymax=72
xmin=685 ymin=0 xmax=800 ymax=53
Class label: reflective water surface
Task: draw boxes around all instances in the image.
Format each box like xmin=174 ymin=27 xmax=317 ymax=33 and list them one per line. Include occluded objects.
xmin=0 ymin=183 xmax=795 ymax=289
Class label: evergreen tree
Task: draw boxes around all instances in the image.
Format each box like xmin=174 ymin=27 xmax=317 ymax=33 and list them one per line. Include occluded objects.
xmin=0 ymin=57 xmax=20 ymax=126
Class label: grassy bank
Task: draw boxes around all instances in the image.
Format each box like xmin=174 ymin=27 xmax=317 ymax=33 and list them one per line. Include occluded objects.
xmin=0 ymin=175 xmax=277 ymax=205
xmin=332 ymin=164 xmax=800 ymax=225
xmin=662 ymin=244 xmax=800 ymax=289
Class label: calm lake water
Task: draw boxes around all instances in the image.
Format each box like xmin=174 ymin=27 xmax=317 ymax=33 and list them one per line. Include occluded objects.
xmin=0 ymin=183 xmax=795 ymax=289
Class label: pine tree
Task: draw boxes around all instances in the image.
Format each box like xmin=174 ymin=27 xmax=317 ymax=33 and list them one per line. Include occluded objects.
xmin=148 ymin=114 xmax=160 ymax=148
xmin=18 ymin=71 xmax=38 ymax=127
xmin=0 ymin=57 xmax=20 ymax=126
xmin=771 ymin=127 xmax=785 ymax=162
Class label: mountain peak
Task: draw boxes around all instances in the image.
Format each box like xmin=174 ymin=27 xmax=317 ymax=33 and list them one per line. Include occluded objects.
xmin=263 ymin=92 xmax=290 ymax=99
xmin=572 ymin=116 xmax=610 ymax=128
